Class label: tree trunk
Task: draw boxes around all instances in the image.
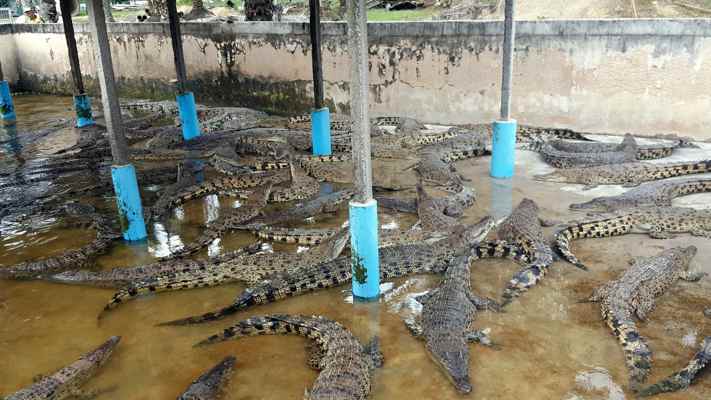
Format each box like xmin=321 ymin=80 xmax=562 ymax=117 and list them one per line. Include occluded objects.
xmin=244 ymin=0 xmax=273 ymax=21
xmin=184 ymin=0 xmax=214 ymax=20
xmin=103 ymin=0 xmax=114 ymax=21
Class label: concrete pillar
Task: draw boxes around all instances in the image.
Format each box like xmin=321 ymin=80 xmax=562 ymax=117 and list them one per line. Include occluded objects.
xmin=60 ymin=0 xmax=96 ymax=128
xmin=347 ymin=0 xmax=379 ymax=300
xmin=309 ymin=0 xmax=331 ymax=155
xmin=167 ymin=0 xmax=200 ymax=141
xmin=87 ymin=0 xmax=147 ymax=241
xmin=0 ymin=61 xmax=16 ymax=124
xmin=491 ymin=0 xmax=517 ymax=179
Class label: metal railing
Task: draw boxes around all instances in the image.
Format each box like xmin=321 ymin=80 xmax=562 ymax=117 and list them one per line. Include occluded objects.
xmin=0 ymin=8 xmax=14 ymax=24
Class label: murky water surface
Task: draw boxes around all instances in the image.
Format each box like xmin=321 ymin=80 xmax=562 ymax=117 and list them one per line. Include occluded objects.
xmin=1 ymin=96 xmax=710 ymax=399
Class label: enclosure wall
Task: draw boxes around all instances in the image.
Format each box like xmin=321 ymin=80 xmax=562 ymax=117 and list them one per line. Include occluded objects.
xmin=3 ymin=20 xmax=711 ymax=139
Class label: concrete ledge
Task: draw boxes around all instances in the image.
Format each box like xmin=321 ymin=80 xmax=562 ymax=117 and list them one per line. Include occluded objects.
xmin=6 ymin=19 xmax=711 ymax=37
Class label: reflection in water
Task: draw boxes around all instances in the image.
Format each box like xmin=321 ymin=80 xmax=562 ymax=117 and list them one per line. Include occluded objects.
xmin=566 ymin=368 xmax=625 ymax=400
xmin=204 ymin=195 xmax=220 ymax=224
xmin=207 ymin=238 xmax=222 ymax=258
xmin=174 ymin=206 xmax=185 ymax=221
xmin=147 ymin=223 xmax=185 ymax=258
xmin=490 ymin=178 xmax=513 ymax=221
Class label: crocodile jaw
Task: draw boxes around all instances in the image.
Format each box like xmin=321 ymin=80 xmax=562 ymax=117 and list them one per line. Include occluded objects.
xmin=533 ymin=171 xmax=572 ymax=183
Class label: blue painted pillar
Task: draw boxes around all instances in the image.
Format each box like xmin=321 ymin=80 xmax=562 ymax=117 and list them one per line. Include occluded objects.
xmin=177 ymin=92 xmax=200 ymax=141
xmin=74 ymin=94 xmax=95 ymax=128
xmin=0 ymin=81 xmax=16 ymax=123
xmin=111 ymin=165 xmax=148 ymax=241
xmin=311 ymin=107 xmax=332 ymax=155
xmin=490 ymin=120 xmax=517 ymax=178
xmin=349 ymin=199 xmax=380 ymax=300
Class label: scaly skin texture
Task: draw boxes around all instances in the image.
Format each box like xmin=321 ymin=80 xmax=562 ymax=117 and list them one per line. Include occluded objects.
xmin=195 ymin=314 xmax=382 ymax=400
xmin=249 ymin=189 xmax=354 ymax=226
xmin=588 ymin=246 xmax=702 ymax=391
xmin=100 ymin=229 xmax=350 ymax=315
xmin=638 ymin=336 xmax=711 ymax=397
xmin=569 ymin=178 xmax=711 ymax=212
xmin=539 ymin=134 xmax=638 ymax=168
xmin=168 ymin=184 xmax=273 ymax=258
xmin=0 ymin=211 xmax=120 ymax=280
xmin=405 ymin=253 xmax=499 ymax=394
xmin=4 ymin=336 xmax=120 ymax=400
xmin=178 ymin=356 xmax=236 ymax=400
xmin=534 ymin=160 xmax=711 ymax=189
xmin=416 ymin=183 xmax=460 ymax=232
xmin=150 ymin=170 xmax=288 ymax=220
xmin=493 ymin=199 xmax=560 ymax=304
xmin=250 ymin=226 xmax=339 ymax=245
xmin=555 ymin=206 xmax=711 ymax=269
xmin=158 ymin=218 xmax=517 ymax=326
xmin=269 ymin=163 xmax=319 ymax=202
xmin=545 ymin=136 xmax=679 ymax=160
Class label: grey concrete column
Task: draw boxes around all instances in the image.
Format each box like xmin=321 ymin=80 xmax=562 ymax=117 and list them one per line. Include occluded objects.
xmin=500 ymin=0 xmax=516 ymax=120
xmin=87 ymin=0 xmax=128 ymax=164
xmin=347 ymin=0 xmax=373 ymax=202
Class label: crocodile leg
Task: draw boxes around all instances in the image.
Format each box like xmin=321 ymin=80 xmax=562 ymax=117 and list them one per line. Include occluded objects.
xmin=404 ymin=316 xmax=424 ymax=338
xmin=646 ymin=226 xmax=675 ymax=239
xmin=305 ymin=341 xmax=326 ymax=370
xmin=465 ymin=328 xmax=498 ymax=348
xmin=363 ymin=337 xmax=384 ymax=369
xmin=690 ymin=228 xmax=711 ymax=238
xmin=467 ymin=292 xmax=501 ymax=312
xmin=680 ymin=271 xmax=707 ymax=282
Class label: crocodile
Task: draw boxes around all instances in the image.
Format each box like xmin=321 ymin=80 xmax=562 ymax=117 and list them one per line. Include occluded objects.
xmin=569 ymin=178 xmax=711 ymax=212
xmin=534 ymin=160 xmax=711 ymax=189
xmin=545 ymin=136 xmax=679 ymax=160
xmin=489 ymin=198 xmax=561 ymax=304
xmin=246 ymin=189 xmax=354 ymax=226
xmin=0 ymin=211 xmax=120 ymax=280
xmin=414 ymin=152 xmax=464 ymax=191
xmin=149 ymin=169 xmax=288 ymax=220
xmin=587 ymin=246 xmax=703 ymax=390
xmin=195 ymin=314 xmax=383 ymax=400
xmin=250 ymin=226 xmax=339 ymax=245
xmin=157 ymin=217 xmax=535 ymax=326
xmin=638 ymin=336 xmax=711 ymax=397
xmin=404 ymin=252 xmax=500 ymax=393
xmin=269 ymin=162 xmax=320 ymax=202
xmin=178 ymin=356 xmax=236 ymax=400
xmin=3 ymin=336 xmax=120 ymax=400
xmin=416 ymin=183 xmax=461 ymax=232
xmin=48 ymin=243 xmax=263 ymax=288
xmin=538 ymin=134 xmax=638 ymax=168
xmin=555 ymin=206 xmax=711 ymax=269
xmin=167 ymin=184 xmax=273 ymax=257
xmin=235 ymin=136 xmax=292 ymax=160
xmin=100 ymin=228 xmax=350 ymax=315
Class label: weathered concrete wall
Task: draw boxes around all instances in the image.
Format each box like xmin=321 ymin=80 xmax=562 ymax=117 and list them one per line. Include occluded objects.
xmin=2 ymin=20 xmax=711 ymax=139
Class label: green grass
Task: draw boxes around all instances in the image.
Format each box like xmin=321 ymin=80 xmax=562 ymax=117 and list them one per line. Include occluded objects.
xmin=367 ymin=8 xmax=436 ymax=21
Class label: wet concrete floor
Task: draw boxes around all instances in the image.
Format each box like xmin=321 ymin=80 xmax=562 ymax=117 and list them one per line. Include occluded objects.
xmin=1 ymin=95 xmax=710 ymax=399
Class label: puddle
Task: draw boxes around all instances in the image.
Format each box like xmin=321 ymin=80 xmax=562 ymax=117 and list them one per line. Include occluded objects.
xmin=0 ymin=95 xmax=710 ymax=399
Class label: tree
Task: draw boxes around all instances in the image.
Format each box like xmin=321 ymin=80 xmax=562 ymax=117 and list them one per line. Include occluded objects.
xmin=184 ymin=0 xmax=213 ymax=20
xmin=103 ymin=0 xmax=114 ymax=21
xmin=244 ymin=0 xmax=274 ymax=21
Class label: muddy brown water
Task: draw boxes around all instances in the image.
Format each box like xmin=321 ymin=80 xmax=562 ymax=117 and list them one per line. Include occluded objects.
xmin=1 ymin=95 xmax=710 ymax=399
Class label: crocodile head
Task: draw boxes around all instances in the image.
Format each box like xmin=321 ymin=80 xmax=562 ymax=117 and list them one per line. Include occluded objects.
xmin=85 ymin=336 xmax=121 ymax=368
xmin=670 ymin=245 xmax=698 ymax=268
xmin=449 ymin=216 xmax=495 ymax=247
xmin=532 ymin=170 xmax=576 ymax=183
xmin=426 ymin=341 xmax=473 ymax=394
xmin=569 ymin=197 xmax=621 ymax=213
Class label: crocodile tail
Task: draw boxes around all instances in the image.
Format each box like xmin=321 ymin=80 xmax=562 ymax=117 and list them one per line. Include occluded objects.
xmin=471 ymin=240 xmax=532 ymax=264
xmin=637 ymin=336 xmax=711 ymax=397
xmin=605 ymin=310 xmax=653 ymax=390
xmin=554 ymin=215 xmax=634 ymax=269
xmin=195 ymin=314 xmax=321 ymax=347
xmin=99 ymin=272 xmax=234 ymax=318
xmin=156 ymin=281 xmax=281 ymax=326
xmin=501 ymin=243 xmax=555 ymax=305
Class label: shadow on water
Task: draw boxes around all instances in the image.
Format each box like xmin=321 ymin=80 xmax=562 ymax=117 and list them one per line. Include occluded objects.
xmin=0 ymin=95 xmax=710 ymax=399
